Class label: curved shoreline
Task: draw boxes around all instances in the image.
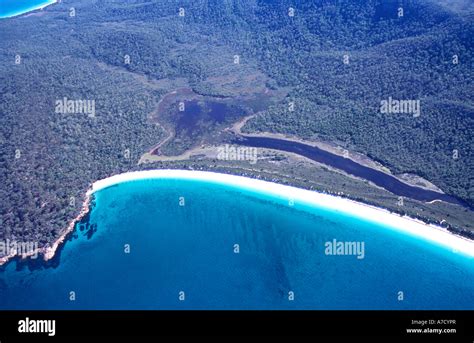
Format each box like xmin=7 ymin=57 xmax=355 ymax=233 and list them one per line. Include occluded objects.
xmin=1 ymin=169 xmax=473 ymax=267
xmin=91 ymin=170 xmax=474 ymax=257
xmin=0 ymin=188 xmax=93 ymax=266
xmin=0 ymin=0 xmax=58 ymax=19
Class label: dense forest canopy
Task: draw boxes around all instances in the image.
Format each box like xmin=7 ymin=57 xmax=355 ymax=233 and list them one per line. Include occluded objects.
xmin=0 ymin=0 xmax=472 ymax=254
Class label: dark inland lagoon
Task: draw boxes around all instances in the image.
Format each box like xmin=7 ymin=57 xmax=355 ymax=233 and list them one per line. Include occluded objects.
xmin=0 ymin=171 xmax=473 ymax=310
xmin=234 ymin=135 xmax=468 ymax=207
xmin=175 ymin=100 xmax=241 ymax=134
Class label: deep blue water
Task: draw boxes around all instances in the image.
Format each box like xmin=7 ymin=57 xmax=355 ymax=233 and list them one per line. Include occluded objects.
xmin=0 ymin=177 xmax=473 ymax=309
xmin=0 ymin=0 xmax=55 ymax=18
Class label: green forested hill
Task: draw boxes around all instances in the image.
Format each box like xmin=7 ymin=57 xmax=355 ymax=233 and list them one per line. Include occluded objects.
xmin=217 ymin=0 xmax=473 ymax=206
xmin=0 ymin=0 xmax=472 ymax=250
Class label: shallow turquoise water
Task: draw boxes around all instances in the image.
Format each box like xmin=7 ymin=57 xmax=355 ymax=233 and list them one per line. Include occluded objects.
xmin=0 ymin=177 xmax=473 ymax=309
xmin=0 ymin=0 xmax=55 ymax=18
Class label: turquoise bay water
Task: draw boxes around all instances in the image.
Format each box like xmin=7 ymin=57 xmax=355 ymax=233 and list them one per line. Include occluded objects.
xmin=0 ymin=177 xmax=473 ymax=309
xmin=0 ymin=0 xmax=55 ymax=18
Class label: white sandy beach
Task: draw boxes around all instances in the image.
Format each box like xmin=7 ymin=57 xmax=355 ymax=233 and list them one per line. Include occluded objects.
xmin=1 ymin=169 xmax=472 ymax=266
xmin=92 ymin=170 xmax=474 ymax=258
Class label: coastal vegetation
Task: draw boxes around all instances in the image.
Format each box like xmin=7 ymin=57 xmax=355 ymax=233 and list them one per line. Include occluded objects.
xmin=0 ymin=0 xmax=472 ymax=256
